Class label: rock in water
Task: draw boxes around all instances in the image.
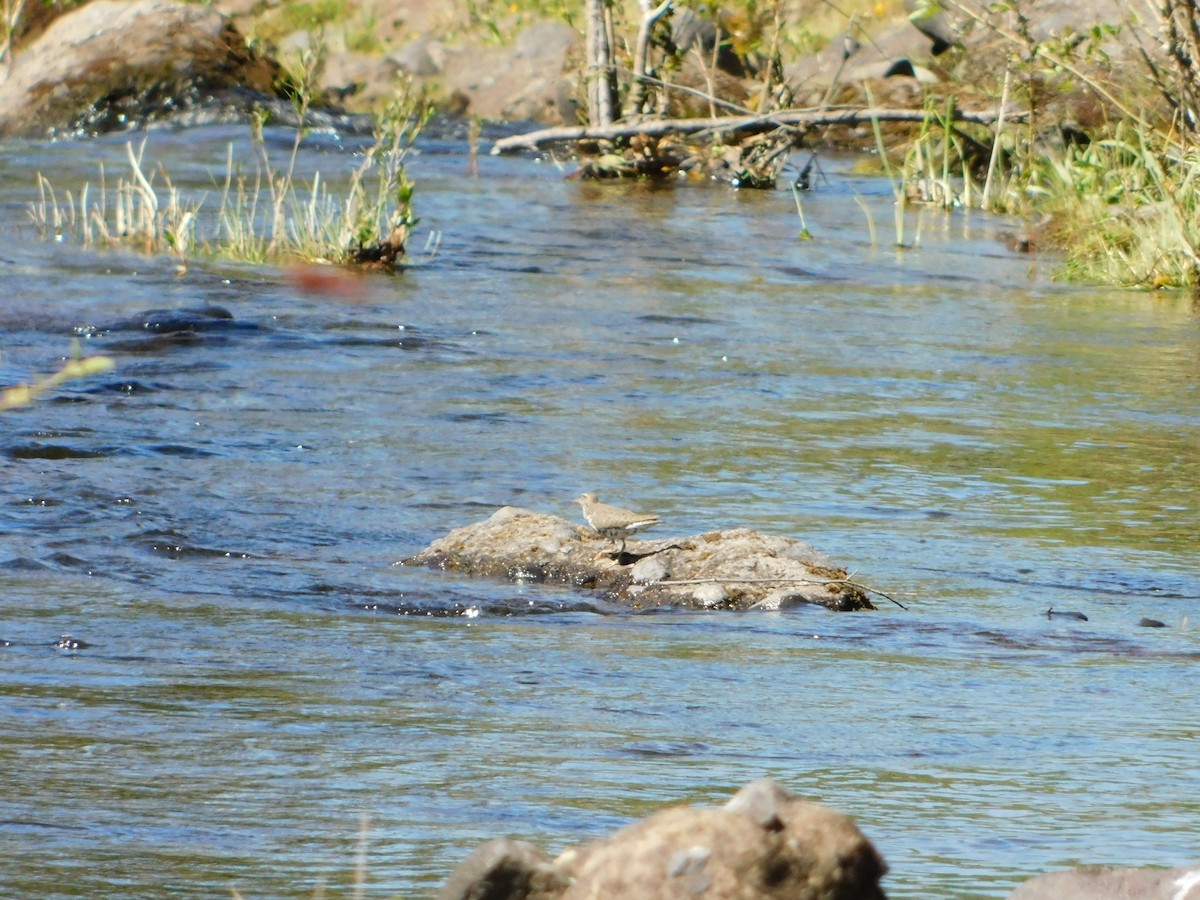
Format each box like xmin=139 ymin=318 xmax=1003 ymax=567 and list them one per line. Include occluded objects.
xmin=437 ymin=779 xmax=889 ymax=900
xmin=403 ymin=507 xmax=876 ymax=611
xmin=436 ymin=838 xmax=570 ymax=900
xmin=555 ymin=779 xmax=887 ymax=899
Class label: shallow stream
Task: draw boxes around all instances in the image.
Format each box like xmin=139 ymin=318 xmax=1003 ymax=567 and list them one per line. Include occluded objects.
xmin=1 ymin=123 xmax=1198 ymax=898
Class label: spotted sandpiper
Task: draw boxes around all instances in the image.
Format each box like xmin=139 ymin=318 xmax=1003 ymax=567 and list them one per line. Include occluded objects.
xmin=574 ymin=492 xmax=660 ymax=555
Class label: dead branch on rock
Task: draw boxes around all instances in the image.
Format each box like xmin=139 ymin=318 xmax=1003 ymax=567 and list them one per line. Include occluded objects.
xmin=657 ymin=575 xmax=908 ymax=610
xmin=492 ymin=105 xmax=1027 ymax=155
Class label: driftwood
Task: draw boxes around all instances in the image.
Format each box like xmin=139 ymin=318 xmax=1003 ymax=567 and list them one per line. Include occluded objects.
xmin=491 ymin=105 xmax=1027 ymax=154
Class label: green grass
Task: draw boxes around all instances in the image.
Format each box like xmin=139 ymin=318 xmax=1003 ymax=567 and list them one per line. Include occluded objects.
xmin=1033 ymin=128 xmax=1200 ymax=287
xmin=883 ymin=85 xmax=1200 ymax=288
xmin=29 ymin=52 xmax=430 ymax=272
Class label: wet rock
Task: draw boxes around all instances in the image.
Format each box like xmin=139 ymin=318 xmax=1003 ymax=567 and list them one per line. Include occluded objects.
xmin=87 ymin=304 xmax=252 ymax=336
xmin=75 ymin=304 xmax=258 ymax=353
xmin=52 ymin=634 xmax=90 ymax=651
xmin=0 ymin=0 xmax=280 ymax=138
xmin=1008 ymin=862 xmax=1200 ymax=900
xmin=403 ymin=507 xmax=874 ymax=611
xmin=692 ymin=582 xmax=729 ymax=608
xmin=1138 ymin=618 xmax=1167 ymax=628
xmin=438 ymin=780 xmax=888 ymax=900
xmin=436 ymin=838 xmax=570 ymax=900
xmin=557 ymin=778 xmax=887 ymax=900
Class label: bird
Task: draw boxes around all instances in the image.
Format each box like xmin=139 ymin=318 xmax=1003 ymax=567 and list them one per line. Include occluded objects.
xmin=574 ymin=492 xmax=660 ymax=556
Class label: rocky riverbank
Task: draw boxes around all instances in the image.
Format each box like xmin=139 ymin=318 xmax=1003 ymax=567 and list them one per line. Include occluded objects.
xmin=0 ymin=0 xmax=1157 ymax=140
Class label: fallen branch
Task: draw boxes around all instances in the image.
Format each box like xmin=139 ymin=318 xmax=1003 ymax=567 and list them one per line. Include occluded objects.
xmin=492 ymin=105 xmax=1028 ymax=154
xmin=656 ymin=575 xmax=908 ymax=609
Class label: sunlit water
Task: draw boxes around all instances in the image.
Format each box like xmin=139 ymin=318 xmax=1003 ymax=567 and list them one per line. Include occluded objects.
xmin=1 ymin=123 xmax=1198 ymax=899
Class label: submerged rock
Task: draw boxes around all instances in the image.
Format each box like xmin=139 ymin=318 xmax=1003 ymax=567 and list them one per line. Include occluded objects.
xmin=437 ymin=838 xmax=570 ymax=900
xmin=0 ymin=0 xmax=280 ymax=138
xmin=438 ymin=779 xmax=888 ymax=900
xmin=402 ymin=507 xmax=875 ymax=611
xmin=1008 ymin=862 xmax=1200 ymax=899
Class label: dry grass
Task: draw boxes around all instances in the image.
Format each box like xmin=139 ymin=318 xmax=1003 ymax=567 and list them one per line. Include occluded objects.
xmin=0 ymin=342 xmax=115 ymax=411
xmin=29 ymin=90 xmax=428 ymax=270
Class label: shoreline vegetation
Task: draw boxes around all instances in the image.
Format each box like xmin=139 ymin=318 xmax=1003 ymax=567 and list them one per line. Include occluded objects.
xmin=2 ymin=0 xmax=1200 ymax=289
xmin=485 ymin=0 xmax=1200 ymax=290
xmin=24 ymin=40 xmax=430 ymax=273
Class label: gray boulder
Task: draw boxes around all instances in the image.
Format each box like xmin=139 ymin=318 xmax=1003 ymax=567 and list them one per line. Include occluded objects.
xmin=0 ymin=0 xmax=279 ymax=137
xmin=1009 ymin=863 xmax=1200 ymax=900
xmin=403 ymin=506 xmax=876 ymax=611
xmin=437 ymin=838 xmax=571 ymax=900
xmin=437 ymin=779 xmax=888 ymax=900
xmin=557 ymin=779 xmax=887 ymax=900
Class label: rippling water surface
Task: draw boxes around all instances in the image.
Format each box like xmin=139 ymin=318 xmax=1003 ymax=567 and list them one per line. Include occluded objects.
xmin=1 ymin=124 xmax=1198 ymax=899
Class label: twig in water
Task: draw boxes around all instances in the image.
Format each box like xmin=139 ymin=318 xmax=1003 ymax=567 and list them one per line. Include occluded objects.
xmin=791 ymin=183 xmax=812 ymax=240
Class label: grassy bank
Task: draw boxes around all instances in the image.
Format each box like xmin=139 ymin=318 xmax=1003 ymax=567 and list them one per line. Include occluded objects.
xmin=11 ymin=0 xmax=1200 ymax=288
xmin=871 ymin=0 xmax=1200 ymax=288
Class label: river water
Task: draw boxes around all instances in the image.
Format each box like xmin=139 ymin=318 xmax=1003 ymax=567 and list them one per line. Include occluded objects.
xmin=1 ymin=123 xmax=1198 ymax=899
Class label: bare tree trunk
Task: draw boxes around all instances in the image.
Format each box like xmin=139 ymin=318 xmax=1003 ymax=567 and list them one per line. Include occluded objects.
xmin=628 ymin=0 xmax=674 ymax=116
xmin=585 ymin=0 xmax=618 ymax=126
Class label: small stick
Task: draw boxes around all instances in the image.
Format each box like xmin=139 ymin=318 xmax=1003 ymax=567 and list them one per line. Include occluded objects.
xmin=656 ymin=576 xmax=908 ymax=609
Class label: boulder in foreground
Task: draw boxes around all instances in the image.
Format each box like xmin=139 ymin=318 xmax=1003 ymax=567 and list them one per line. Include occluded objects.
xmin=438 ymin=778 xmax=888 ymax=900
xmin=403 ymin=507 xmax=875 ymax=611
